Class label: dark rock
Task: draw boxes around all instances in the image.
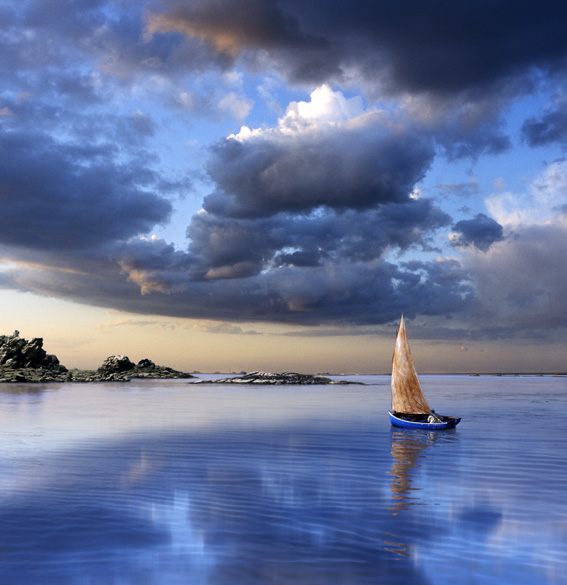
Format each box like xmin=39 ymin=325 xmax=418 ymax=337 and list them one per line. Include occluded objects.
xmin=0 ymin=332 xmax=67 ymax=380
xmin=98 ymin=355 xmax=135 ymax=374
xmin=95 ymin=355 xmax=135 ymax=381
xmin=0 ymin=333 xmax=194 ymax=383
xmin=136 ymin=358 xmax=155 ymax=370
xmin=192 ymin=371 xmax=362 ymax=385
xmin=93 ymin=355 xmax=194 ymax=382
xmin=130 ymin=359 xmax=194 ymax=380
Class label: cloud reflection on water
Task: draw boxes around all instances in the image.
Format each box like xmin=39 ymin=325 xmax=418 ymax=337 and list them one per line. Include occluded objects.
xmin=0 ymin=426 xmax=427 ymax=585
xmin=1 ymin=379 xmax=566 ymax=585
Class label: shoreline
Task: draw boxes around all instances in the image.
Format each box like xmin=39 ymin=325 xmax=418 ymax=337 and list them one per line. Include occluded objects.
xmin=1 ymin=331 xmax=565 ymax=383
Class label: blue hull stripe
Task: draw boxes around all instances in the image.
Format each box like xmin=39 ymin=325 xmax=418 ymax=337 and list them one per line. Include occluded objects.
xmin=389 ymin=411 xmax=461 ymax=430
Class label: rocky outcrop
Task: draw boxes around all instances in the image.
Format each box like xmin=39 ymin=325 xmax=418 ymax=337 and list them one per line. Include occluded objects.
xmin=0 ymin=331 xmax=68 ymax=382
xmin=192 ymin=371 xmax=361 ymax=385
xmin=0 ymin=331 xmax=193 ymax=383
xmin=94 ymin=355 xmax=194 ymax=382
xmin=0 ymin=331 xmax=66 ymax=371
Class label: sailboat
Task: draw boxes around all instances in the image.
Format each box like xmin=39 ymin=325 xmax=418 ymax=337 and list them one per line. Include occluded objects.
xmin=389 ymin=315 xmax=461 ymax=430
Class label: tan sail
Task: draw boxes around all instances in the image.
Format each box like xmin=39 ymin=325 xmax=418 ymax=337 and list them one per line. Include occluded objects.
xmin=391 ymin=315 xmax=432 ymax=414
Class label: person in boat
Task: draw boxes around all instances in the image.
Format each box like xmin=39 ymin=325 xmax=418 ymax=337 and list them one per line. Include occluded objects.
xmin=427 ymin=411 xmax=442 ymax=424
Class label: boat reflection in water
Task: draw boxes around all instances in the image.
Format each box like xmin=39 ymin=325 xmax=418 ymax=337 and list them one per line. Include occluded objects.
xmin=384 ymin=428 xmax=459 ymax=558
xmin=388 ymin=429 xmax=435 ymax=516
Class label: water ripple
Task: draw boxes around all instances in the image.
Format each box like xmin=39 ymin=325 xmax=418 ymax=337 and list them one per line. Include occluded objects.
xmin=0 ymin=378 xmax=566 ymax=584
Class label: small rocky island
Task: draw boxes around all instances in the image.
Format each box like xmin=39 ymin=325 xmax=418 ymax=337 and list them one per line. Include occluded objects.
xmin=0 ymin=331 xmax=358 ymax=385
xmin=0 ymin=331 xmax=193 ymax=383
xmin=192 ymin=371 xmax=361 ymax=385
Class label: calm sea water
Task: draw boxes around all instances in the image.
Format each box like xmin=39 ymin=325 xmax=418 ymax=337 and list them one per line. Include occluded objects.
xmin=0 ymin=375 xmax=566 ymax=585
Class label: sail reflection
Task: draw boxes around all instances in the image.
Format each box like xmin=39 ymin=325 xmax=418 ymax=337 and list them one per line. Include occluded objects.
xmin=387 ymin=429 xmax=439 ymax=515
xmin=385 ymin=429 xmax=458 ymax=558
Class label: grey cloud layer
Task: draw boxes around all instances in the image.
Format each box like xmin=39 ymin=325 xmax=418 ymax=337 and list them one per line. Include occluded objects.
xmin=464 ymin=218 xmax=567 ymax=332
xmin=0 ymin=130 xmax=171 ymax=251
xmin=148 ymin=0 xmax=567 ymax=157
xmin=185 ymin=198 xmax=450 ymax=280
xmin=1 ymin=249 xmax=473 ymax=327
xmin=204 ymin=117 xmax=435 ymax=217
xmin=1 ymin=0 xmax=566 ymax=337
xmin=150 ymin=0 xmax=567 ymax=95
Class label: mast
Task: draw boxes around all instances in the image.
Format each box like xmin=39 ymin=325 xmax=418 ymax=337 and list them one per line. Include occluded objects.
xmin=391 ymin=315 xmax=432 ymax=414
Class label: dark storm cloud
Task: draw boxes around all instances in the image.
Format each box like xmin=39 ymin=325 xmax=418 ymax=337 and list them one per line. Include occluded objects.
xmin=146 ymin=0 xmax=317 ymax=56
xmin=103 ymin=192 xmax=460 ymax=326
xmin=0 ymin=246 xmax=474 ymax=327
xmin=396 ymin=257 xmax=473 ymax=317
xmin=0 ymin=130 xmax=171 ymax=251
xmin=521 ymin=102 xmax=567 ymax=146
xmin=185 ymin=198 xmax=450 ymax=280
xmin=451 ymin=214 xmax=505 ymax=252
xmin=463 ymin=220 xmax=567 ymax=334
xmin=0 ymin=0 xmax=461 ymax=331
xmin=2 ymin=0 xmax=563 ymax=340
xmin=149 ymin=0 xmax=567 ymax=96
xmin=203 ymin=116 xmax=435 ymax=218
xmin=0 ymin=0 xmax=460 ymax=328
xmin=146 ymin=0 xmax=567 ymax=161
xmin=0 ymin=1 xmax=189 ymax=257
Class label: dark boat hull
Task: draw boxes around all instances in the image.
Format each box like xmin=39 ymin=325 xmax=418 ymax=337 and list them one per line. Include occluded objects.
xmin=389 ymin=410 xmax=461 ymax=430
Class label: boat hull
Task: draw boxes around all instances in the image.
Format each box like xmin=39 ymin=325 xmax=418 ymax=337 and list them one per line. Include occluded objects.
xmin=389 ymin=411 xmax=461 ymax=430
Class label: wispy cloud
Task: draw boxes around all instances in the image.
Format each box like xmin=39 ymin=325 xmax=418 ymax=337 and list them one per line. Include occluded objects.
xmin=99 ymin=319 xmax=180 ymax=332
xmin=99 ymin=318 xmax=261 ymax=336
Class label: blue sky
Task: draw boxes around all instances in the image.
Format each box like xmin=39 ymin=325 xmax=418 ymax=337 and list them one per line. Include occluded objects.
xmin=1 ymin=0 xmax=567 ymax=373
